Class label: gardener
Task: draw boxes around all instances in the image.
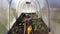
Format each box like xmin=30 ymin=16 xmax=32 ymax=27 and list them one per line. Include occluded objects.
xmin=24 ymin=14 xmax=33 ymax=34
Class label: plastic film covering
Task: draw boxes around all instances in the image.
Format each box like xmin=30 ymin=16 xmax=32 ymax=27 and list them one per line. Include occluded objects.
xmin=40 ymin=0 xmax=60 ymax=34
xmin=0 ymin=0 xmax=9 ymax=34
xmin=48 ymin=0 xmax=60 ymax=34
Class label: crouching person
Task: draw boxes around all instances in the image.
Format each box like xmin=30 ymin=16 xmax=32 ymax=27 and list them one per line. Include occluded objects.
xmin=24 ymin=14 xmax=33 ymax=34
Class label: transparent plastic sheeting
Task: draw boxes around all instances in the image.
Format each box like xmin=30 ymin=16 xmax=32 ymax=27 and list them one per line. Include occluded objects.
xmin=42 ymin=0 xmax=60 ymax=34
xmin=0 ymin=0 xmax=9 ymax=34
xmin=0 ymin=0 xmax=60 ymax=34
xmin=48 ymin=0 xmax=60 ymax=34
xmin=0 ymin=0 xmax=17 ymax=34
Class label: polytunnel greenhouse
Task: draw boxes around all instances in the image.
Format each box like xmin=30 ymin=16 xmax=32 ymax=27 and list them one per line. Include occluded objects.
xmin=0 ymin=0 xmax=60 ymax=34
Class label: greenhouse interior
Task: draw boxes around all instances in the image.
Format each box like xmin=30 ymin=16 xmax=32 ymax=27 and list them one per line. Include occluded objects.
xmin=0 ymin=0 xmax=60 ymax=34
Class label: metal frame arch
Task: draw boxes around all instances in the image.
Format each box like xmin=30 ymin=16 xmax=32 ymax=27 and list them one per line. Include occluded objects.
xmin=16 ymin=0 xmax=25 ymax=18
xmin=16 ymin=0 xmax=40 ymax=12
xmin=16 ymin=0 xmax=41 ymax=18
xmin=33 ymin=0 xmax=40 ymax=10
xmin=32 ymin=0 xmax=41 ymax=18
